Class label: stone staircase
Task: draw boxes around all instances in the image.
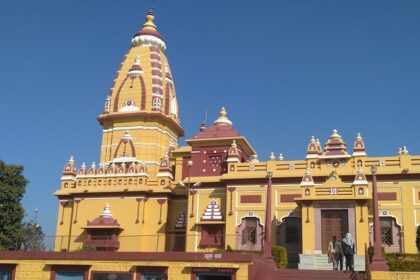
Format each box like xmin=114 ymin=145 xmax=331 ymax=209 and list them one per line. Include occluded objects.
xmin=268 ymin=269 xmax=366 ymax=280
xmin=298 ymin=254 xmax=365 ymax=271
xmin=249 ymin=254 xmax=366 ymax=280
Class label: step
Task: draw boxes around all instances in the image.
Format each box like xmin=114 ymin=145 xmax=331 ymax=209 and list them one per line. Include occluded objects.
xmin=268 ymin=269 xmax=366 ymax=280
xmin=298 ymin=254 xmax=365 ymax=271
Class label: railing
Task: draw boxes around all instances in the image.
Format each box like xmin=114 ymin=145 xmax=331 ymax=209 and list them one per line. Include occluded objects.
xmin=83 ymin=236 xmax=120 ymax=251
xmin=365 ymin=243 xmax=371 ymax=280
xmin=1 ymin=233 xmax=266 ymax=253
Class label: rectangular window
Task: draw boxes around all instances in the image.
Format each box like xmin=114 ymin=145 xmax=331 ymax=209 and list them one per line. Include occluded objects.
xmin=51 ymin=266 xmax=89 ymax=280
xmin=0 ymin=265 xmax=15 ymax=280
xmin=55 ymin=271 xmax=85 ymax=280
xmin=137 ymin=267 xmax=167 ymax=280
xmin=200 ymin=225 xmax=224 ymax=247
xmin=91 ymin=272 xmax=132 ymax=280
xmin=380 ymin=218 xmax=393 ymax=245
xmin=0 ymin=269 xmax=12 ymax=280
xmin=242 ymin=218 xmax=257 ymax=244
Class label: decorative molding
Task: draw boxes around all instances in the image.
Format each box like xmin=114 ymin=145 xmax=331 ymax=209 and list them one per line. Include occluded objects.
xmin=227 ymin=187 xmax=236 ymax=216
xmin=378 ymin=192 xmax=397 ymax=201
xmin=280 ymin=194 xmax=301 ymax=203
xmin=240 ymin=195 xmax=261 ymax=204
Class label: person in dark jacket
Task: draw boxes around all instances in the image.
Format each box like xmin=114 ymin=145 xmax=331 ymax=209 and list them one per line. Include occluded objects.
xmin=335 ymin=239 xmax=344 ymax=271
xmin=342 ymin=233 xmax=356 ymax=271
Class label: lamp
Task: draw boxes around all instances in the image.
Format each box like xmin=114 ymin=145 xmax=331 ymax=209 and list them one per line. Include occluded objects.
xmin=371 ymin=165 xmax=377 ymax=174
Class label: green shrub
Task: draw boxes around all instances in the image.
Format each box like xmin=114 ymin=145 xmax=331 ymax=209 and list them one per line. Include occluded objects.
xmin=76 ymin=245 xmax=96 ymax=252
xmin=388 ymin=260 xmax=420 ymax=272
xmin=271 ymin=246 xmax=288 ymax=268
xmin=367 ymin=246 xmax=386 ymax=262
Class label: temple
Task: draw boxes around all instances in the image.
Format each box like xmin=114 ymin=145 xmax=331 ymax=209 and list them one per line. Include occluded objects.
xmin=1 ymin=9 xmax=420 ymax=280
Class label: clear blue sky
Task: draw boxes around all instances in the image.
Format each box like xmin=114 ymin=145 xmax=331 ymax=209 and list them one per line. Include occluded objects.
xmin=1 ymin=1 xmax=419 ymax=237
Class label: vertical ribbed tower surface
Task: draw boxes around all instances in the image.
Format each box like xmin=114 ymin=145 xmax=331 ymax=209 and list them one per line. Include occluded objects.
xmin=97 ymin=9 xmax=183 ymax=176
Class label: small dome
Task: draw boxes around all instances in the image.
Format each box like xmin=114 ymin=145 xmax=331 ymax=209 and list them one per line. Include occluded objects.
xmin=214 ymin=107 xmax=233 ymax=125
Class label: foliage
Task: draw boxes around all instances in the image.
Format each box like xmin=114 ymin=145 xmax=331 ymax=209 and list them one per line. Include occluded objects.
xmin=76 ymin=245 xmax=96 ymax=252
xmin=0 ymin=160 xmax=28 ymax=250
xmin=387 ymin=259 xmax=420 ymax=272
xmin=416 ymin=226 xmax=420 ymax=253
xmin=367 ymin=246 xmax=386 ymax=263
xmin=271 ymin=245 xmax=288 ymax=268
xmin=225 ymin=244 xmax=233 ymax=252
xmin=19 ymin=220 xmax=45 ymax=251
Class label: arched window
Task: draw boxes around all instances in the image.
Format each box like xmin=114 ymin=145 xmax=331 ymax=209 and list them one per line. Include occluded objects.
xmin=380 ymin=217 xmax=394 ymax=245
xmin=236 ymin=217 xmax=263 ymax=250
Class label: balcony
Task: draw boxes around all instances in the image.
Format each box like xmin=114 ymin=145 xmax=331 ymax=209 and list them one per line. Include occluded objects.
xmin=83 ymin=235 xmax=120 ymax=251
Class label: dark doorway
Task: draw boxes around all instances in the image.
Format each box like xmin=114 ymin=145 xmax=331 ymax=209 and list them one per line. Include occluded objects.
xmin=321 ymin=210 xmax=348 ymax=254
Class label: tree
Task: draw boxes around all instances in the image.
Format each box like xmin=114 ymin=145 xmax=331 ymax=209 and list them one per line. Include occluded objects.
xmin=20 ymin=220 xmax=45 ymax=251
xmin=0 ymin=160 xmax=28 ymax=250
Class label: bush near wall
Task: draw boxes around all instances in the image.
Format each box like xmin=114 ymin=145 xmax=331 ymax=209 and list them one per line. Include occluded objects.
xmin=368 ymin=247 xmax=420 ymax=271
xmin=271 ymin=246 xmax=288 ymax=268
xmin=387 ymin=260 xmax=420 ymax=272
xmin=368 ymin=246 xmax=386 ymax=262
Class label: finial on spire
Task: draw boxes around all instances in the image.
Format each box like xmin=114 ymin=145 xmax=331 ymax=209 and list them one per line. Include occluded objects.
xmin=331 ymin=129 xmax=340 ymax=137
xmin=200 ymin=110 xmax=208 ymax=132
xmin=214 ymin=107 xmax=233 ymax=125
xmin=69 ymin=156 xmax=74 ymax=164
xmin=278 ymin=153 xmax=284 ymax=160
xmin=101 ymin=203 xmax=112 ymax=218
xmin=269 ymin=152 xmax=275 ymax=161
xmin=132 ymin=8 xmax=166 ymax=50
xmin=143 ymin=8 xmax=156 ymax=30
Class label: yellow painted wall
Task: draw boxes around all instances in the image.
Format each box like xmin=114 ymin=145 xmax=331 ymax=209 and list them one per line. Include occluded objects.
xmin=54 ymin=196 xmax=170 ymax=252
xmin=0 ymin=259 xmax=249 ymax=280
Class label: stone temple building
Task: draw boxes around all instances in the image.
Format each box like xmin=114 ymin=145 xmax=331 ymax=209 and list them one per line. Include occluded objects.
xmin=1 ymin=9 xmax=420 ymax=280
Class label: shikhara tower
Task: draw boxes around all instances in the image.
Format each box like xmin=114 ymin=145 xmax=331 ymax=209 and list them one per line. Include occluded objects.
xmin=98 ymin=9 xmax=183 ymax=173
xmin=56 ymin=10 xmax=185 ymax=252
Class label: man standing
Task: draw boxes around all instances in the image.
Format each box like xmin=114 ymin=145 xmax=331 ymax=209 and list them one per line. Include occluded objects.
xmin=342 ymin=233 xmax=356 ymax=271
xmin=335 ymin=238 xmax=344 ymax=271
xmin=328 ymin=235 xmax=337 ymax=270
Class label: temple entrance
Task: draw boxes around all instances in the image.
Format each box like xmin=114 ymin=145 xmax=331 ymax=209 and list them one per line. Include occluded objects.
xmin=321 ymin=210 xmax=348 ymax=254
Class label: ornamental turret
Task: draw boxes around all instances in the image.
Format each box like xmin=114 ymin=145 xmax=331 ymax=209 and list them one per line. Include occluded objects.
xmin=353 ymin=133 xmax=366 ymax=156
xmin=306 ymin=136 xmax=319 ymax=159
xmin=227 ymin=140 xmax=240 ymax=163
xmin=323 ymin=129 xmax=350 ymax=158
xmin=300 ymin=168 xmax=315 ymax=187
